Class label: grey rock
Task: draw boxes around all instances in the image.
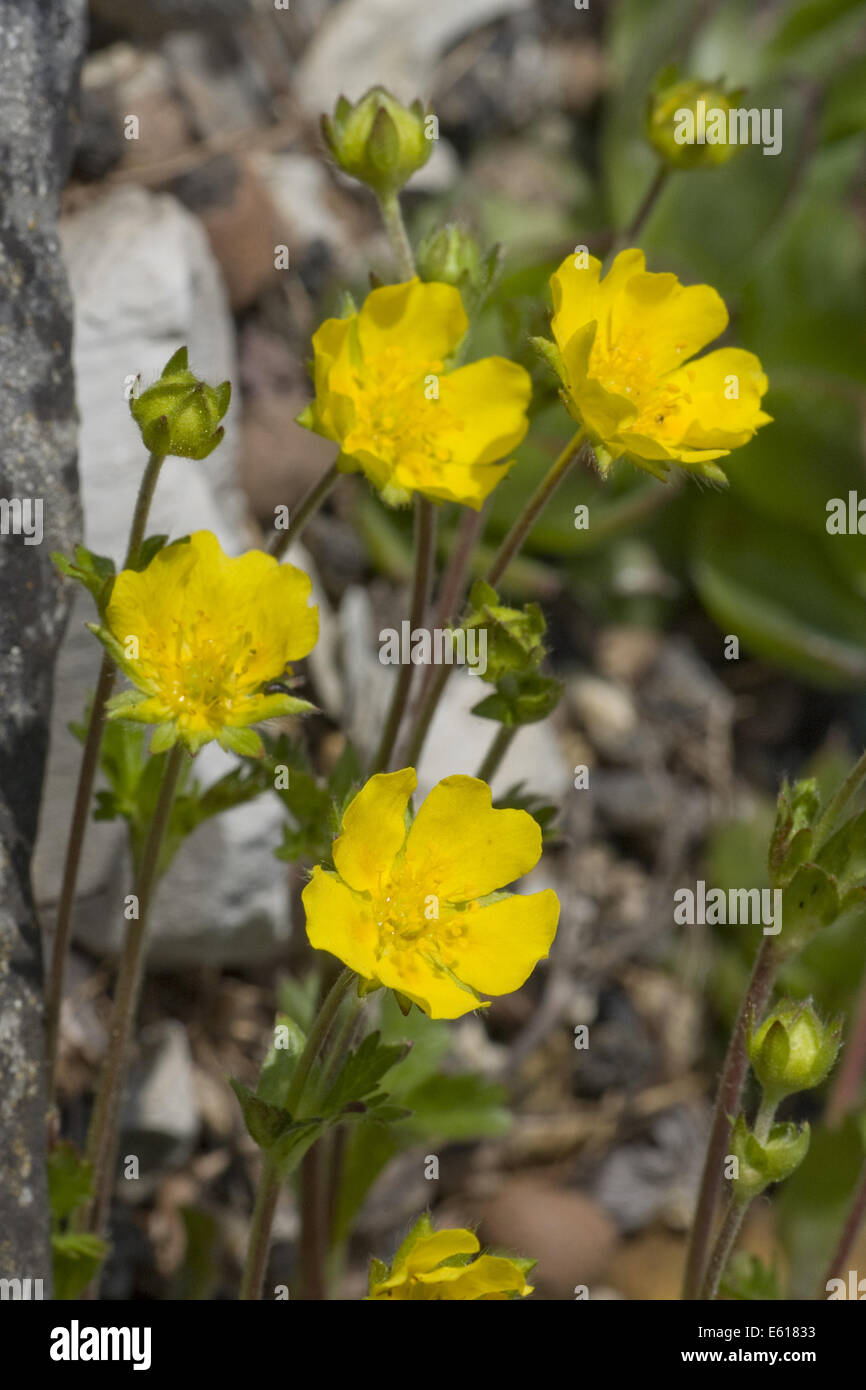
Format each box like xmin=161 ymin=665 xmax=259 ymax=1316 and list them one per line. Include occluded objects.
xmin=121 ymin=1021 xmax=200 ymax=1175
xmin=90 ymin=0 xmax=253 ymax=39
xmin=0 ymin=0 xmax=87 ymax=1288
xmin=591 ymin=1105 xmax=706 ymax=1235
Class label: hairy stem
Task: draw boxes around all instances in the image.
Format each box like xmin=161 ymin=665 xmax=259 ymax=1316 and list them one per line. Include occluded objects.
xmin=476 ymin=724 xmax=517 ymax=784
xmin=46 ymin=450 xmax=166 ymax=1099
xmin=84 ymin=742 xmax=186 ymax=1246
xmin=269 ymin=461 xmax=341 ymax=560
xmin=700 ymin=1196 xmax=750 ymax=1301
xmin=371 ymin=497 xmax=436 ymax=773
xmin=682 ymin=936 xmax=777 ymax=1299
xmin=239 ymin=968 xmax=355 ymax=1301
xmin=402 ymin=433 xmax=591 ymax=768
xmin=377 ymin=190 xmax=416 ymax=280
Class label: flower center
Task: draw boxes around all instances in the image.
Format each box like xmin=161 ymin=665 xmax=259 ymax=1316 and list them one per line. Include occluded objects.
xmin=590 ymin=328 xmax=692 ymax=440
xmin=372 ymin=864 xmax=469 ymax=967
xmin=140 ymin=619 xmax=263 ymax=730
xmin=349 ymin=346 xmax=463 ymax=476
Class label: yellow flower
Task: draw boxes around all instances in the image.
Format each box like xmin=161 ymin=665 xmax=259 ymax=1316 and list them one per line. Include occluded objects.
xmin=303 ymin=768 xmax=559 ymax=1020
xmin=91 ymin=530 xmax=318 ymax=755
xmin=549 ymin=248 xmax=771 ymax=481
xmin=367 ymin=1216 xmax=534 ymax=1300
xmin=297 ymin=278 xmax=531 ymax=509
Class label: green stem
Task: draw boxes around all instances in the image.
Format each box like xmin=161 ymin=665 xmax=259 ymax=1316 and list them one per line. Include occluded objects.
xmin=45 ymin=450 xmax=167 ymax=1101
xmin=682 ymin=936 xmax=778 ymax=1299
xmin=239 ymin=968 xmax=355 ymax=1301
xmin=371 ymin=497 xmax=436 ymax=774
xmin=402 ymin=433 xmax=591 ymax=769
xmin=124 ymin=451 xmax=167 ymax=568
xmin=700 ymin=1196 xmax=750 ymax=1301
xmin=299 ymin=992 xmax=365 ymax=1300
xmin=476 ymin=725 xmax=517 ymax=784
xmin=377 ymin=190 xmax=416 ymax=279
xmin=84 ymin=742 xmax=186 ymax=1244
xmin=612 ymin=165 xmax=671 ymax=257
xmin=486 ymin=431 xmax=590 ymax=588
xmin=269 ymin=461 xmax=341 ymax=560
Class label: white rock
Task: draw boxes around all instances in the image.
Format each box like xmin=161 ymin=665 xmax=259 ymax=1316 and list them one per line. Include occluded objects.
xmin=296 ymin=0 xmax=530 ymax=113
xmin=121 ymin=1020 xmax=200 ymax=1173
xmin=34 ymin=186 xmax=294 ymax=967
xmin=418 ymin=668 xmax=571 ymax=803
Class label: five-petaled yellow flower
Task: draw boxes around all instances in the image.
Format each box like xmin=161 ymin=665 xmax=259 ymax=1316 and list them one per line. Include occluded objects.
xmin=91 ymin=530 xmax=318 ymax=756
xmin=367 ymin=1216 xmax=534 ymax=1300
xmin=549 ymin=248 xmax=771 ymax=481
xmin=297 ymin=278 xmax=532 ymax=509
xmin=303 ymin=768 xmax=559 ymax=1019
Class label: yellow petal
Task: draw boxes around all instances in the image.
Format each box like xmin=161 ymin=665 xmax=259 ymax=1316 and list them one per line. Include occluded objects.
xmin=302 ymin=867 xmax=378 ymax=979
xmin=400 ymin=1229 xmax=480 ymax=1278
xmin=611 ymin=271 xmax=728 ymax=377
xmin=390 ymin=456 xmax=511 ymax=510
xmin=306 ymin=314 xmax=355 ymax=439
xmin=450 ymin=889 xmax=559 ymax=995
xmin=434 ymin=358 xmax=531 ymax=465
xmin=357 ymin=279 xmax=467 ymax=363
xmin=671 ymin=347 xmax=770 ymax=448
xmin=373 ymin=948 xmax=485 ymax=1021
xmin=421 ymin=1255 xmax=529 ymax=1299
xmin=404 ymin=775 xmax=542 ymax=901
xmin=560 ymin=320 xmax=637 ymax=443
xmin=333 ymin=768 xmax=416 ymax=895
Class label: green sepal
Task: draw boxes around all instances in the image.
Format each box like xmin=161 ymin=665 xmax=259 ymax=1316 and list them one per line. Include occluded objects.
xmin=529 ymin=335 xmax=567 ymax=386
xmin=53 ymin=545 xmax=116 ymax=614
xmin=471 ymin=671 xmax=563 ymax=726
xmin=218 ymin=726 xmax=264 ymax=758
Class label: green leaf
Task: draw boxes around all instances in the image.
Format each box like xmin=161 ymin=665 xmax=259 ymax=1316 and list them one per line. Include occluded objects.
xmin=229 ymin=1079 xmax=298 ymax=1150
xmin=47 ymin=1142 xmax=94 ymax=1224
xmin=129 ymin=533 xmax=170 ymax=572
xmin=471 ymin=672 xmax=563 ymax=726
xmin=400 ymin=1072 xmax=510 ymax=1142
xmin=52 ymin=545 xmax=115 ymax=610
xmin=693 ymin=499 xmax=866 ymax=689
xmin=269 ymin=1118 xmax=324 ymax=1176
xmin=172 ymin=1207 xmax=219 ymax=1301
xmin=52 ymin=1232 xmax=109 ymax=1301
xmin=815 ymin=809 xmax=866 ymax=893
xmin=256 ymin=1014 xmax=307 ymax=1108
xmin=319 ymin=1031 xmax=409 ymax=1119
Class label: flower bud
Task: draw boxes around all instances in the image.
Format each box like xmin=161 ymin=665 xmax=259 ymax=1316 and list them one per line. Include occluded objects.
xmin=321 ymin=87 xmax=432 ymax=197
xmin=646 ymin=75 xmax=743 ymax=170
xmin=472 ymin=670 xmax=563 ymax=727
xmin=130 ymin=347 xmax=231 ymax=460
xmin=730 ymin=1113 xmax=810 ymax=1201
xmin=465 ymin=581 xmax=547 ymax=685
xmin=416 ymin=225 xmax=502 ymax=314
xmin=747 ymin=1000 xmax=842 ymax=1100
xmin=769 ymin=776 xmax=819 ymax=888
